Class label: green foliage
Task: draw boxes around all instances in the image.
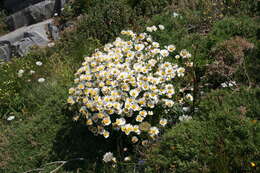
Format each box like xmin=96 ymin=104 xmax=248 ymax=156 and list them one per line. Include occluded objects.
xmin=221 ymin=0 xmax=259 ymax=16
xmin=198 ymin=88 xmax=260 ymax=120
xmin=128 ymin=0 xmax=171 ymax=16
xmin=0 ymin=81 xmax=68 ymax=172
xmin=245 ymin=42 xmax=260 ymax=85
xmin=0 ymin=37 xmax=102 ymax=172
xmin=210 ymin=16 xmax=259 ymax=42
xmin=0 ymin=10 xmax=8 ymax=36
xmin=145 ymin=113 xmax=260 ymax=173
xmin=76 ymin=0 xmax=134 ymax=43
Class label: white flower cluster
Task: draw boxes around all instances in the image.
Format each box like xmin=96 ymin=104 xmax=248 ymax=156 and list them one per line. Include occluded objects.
xmin=103 ymin=152 xmax=116 ymax=163
xmin=221 ymin=81 xmax=236 ymax=88
xmin=179 ymin=115 xmax=192 ymax=121
xmin=17 ymin=61 xmax=45 ymax=83
xmin=68 ymin=25 xmax=192 ymax=140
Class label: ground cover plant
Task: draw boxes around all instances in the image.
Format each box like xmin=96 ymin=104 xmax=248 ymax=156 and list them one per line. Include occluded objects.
xmin=0 ymin=0 xmax=259 ymax=172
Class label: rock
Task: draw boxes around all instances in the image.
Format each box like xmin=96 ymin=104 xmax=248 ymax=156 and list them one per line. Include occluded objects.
xmin=48 ymin=23 xmax=59 ymax=40
xmin=0 ymin=0 xmax=69 ymax=60
xmin=0 ymin=19 xmax=58 ymax=60
xmin=5 ymin=1 xmax=56 ymax=30
xmin=3 ymin=0 xmax=69 ymax=14
xmin=0 ymin=41 xmax=12 ymax=61
xmin=13 ymin=37 xmax=35 ymax=56
xmin=0 ymin=19 xmax=53 ymax=44
xmin=25 ymin=31 xmax=49 ymax=47
xmin=13 ymin=31 xmax=49 ymax=56
xmin=3 ymin=0 xmax=43 ymax=13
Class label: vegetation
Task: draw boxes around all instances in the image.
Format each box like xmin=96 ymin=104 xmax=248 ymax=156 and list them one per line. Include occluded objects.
xmin=0 ymin=0 xmax=259 ymax=172
xmin=146 ymin=88 xmax=260 ymax=173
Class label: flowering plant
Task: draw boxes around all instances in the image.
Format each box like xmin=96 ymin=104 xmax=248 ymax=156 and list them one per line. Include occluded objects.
xmin=67 ymin=25 xmax=193 ymax=142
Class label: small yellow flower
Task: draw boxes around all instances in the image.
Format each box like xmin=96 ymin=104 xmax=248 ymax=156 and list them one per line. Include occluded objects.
xmin=139 ymin=110 xmax=147 ymax=117
xmin=115 ymin=118 xmax=126 ymax=126
xmin=131 ymin=104 xmax=141 ymax=111
xmin=160 ymin=50 xmax=169 ymax=57
xmin=186 ymin=94 xmax=193 ymax=102
xmin=180 ymin=49 xmax=191 ymax=58
xmin=135 ymin=44 xmax=145 ymax=51
xmin=102 ymin=117 xmax=111 ymax=126
xmin=67 ymin=97 xmax=75 ymax=104
xmin=142 ymin=140 xmax=149 ymax=146
xmin=97 ymin=112 xmax=105 ymax=119
xmin=78 ymin=83 xmax=85 ymax=90
xmin=68 ymin=88 xmax=75 ymax=94
xmin=124 ymin=156 xmax=131 ymax=161
xmin=131 ymin=136 xmax=139 ymax=143
xmin=149 ymin=127 xmax=159 ymax=137
xmin=121 ymin=84 xmax=130 ymax=91
xmin=167 ymin=45 xmax=176 ymax=52
xmin=86 ymin=119 xmax=93 ymax=125
xmin=108 ymin=109 xmax=114 ymax=115
xmin=103 ymin=130 xmax=110 ymax=138
xmin=250 ymin=162 xmax=256 ymax=167
xmin=159 ymin=118 xmax=168 ymax=127
xmin=136 ymin=115 xmax=144 ymax=122
xmin=177 ymin=67 xmax=185 ymax=73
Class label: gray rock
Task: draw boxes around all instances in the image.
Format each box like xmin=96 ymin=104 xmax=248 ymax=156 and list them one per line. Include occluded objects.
xmin=0 ymin=41 xmax=12 ymax=61
xmin=0 ymin=19 xmax=53 ymax=44
xmin=0 ymin=19 xmax=58 ymax=59
xmin=48 ymin=23 xmax=59 ymax=40
xmin=14 ymin=31 xmax=50 ymax=56
xmin=25 ymin=31 xmax=49 ymax=47
xmin=6 ymin=1 xmax=56 ymax=30
xmin=3 ymin=0 xmax=43 ymax=13
xmin=4 ymin=0 xmax=69 ymax=14
xmin=13 ymin=37 xmax=35 ymax=56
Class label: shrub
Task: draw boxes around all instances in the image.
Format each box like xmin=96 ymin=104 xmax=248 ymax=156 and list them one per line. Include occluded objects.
xmin=210 ymin=16 xmax=259 ymax=42
xmin=0 ymin=10 xmax=7 ymax=36
xmin=206 ymin=37 xmax=254 ymax=86
xmin=75 ymin=0 xmax=134 ymax=44
xmin=145 ymin=114 xmax=260 ymax=173
xmin=197 ymin=88 xmax=260 ymax=120
xmin=221 ymin=0 xmax=259 ymax=16
xmin=128 ymin=0 xmax=172 ymax=16
xmin=67 ymin=26 xmax=194 ymax=163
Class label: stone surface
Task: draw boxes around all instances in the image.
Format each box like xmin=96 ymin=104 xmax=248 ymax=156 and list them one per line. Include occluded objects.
xmin=0 ymin=41 xmax=12 ymax=61
xmin=48 ymin=23 xmax=60 ymax=40
xmin=4 ymin=0 xmax=69 ymax=14
xmin=5 ymin=1 xmax=56 ymax=30
xmin=3 ymin=0 xmax=43 ymax=13
xmin=0 ymin=0 xmax=67 ymax=60
xmin=13 ymin=37 xmax=35 ymax=56
xmin=0 ymin=19 xmax=58 ymax=60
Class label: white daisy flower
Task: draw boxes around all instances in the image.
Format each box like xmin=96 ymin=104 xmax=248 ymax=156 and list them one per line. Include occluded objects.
xmin=36 ymin=61 xmax=43 ymax=66
xmin=158 ymin=24 xmax=165 ymax=30
xmin=7 ymin=116 xmax=15 ymax=121
xmin=38 ymin=78 xmax=45 ymax=83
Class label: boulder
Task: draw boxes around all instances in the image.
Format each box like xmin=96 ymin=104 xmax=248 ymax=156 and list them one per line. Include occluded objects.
xmin=0 ymin=19 xmax=53 ymax=44
xmin=0 ymin=41 xmax=12 ymax=61
xmin=13 ymin=37 xmax=35 ymax=56
xmin=0 ymin=19 xmax=57 ymax=60
xmin=3 ymin=0 xmax=69 ymax=14
xmin=3 ymin=0 xmax=43 ymax=13
xmin=5 ymin=1 xmax=56 ymax=30
xmin=48 ymin=23 xmax=59 ymax=40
